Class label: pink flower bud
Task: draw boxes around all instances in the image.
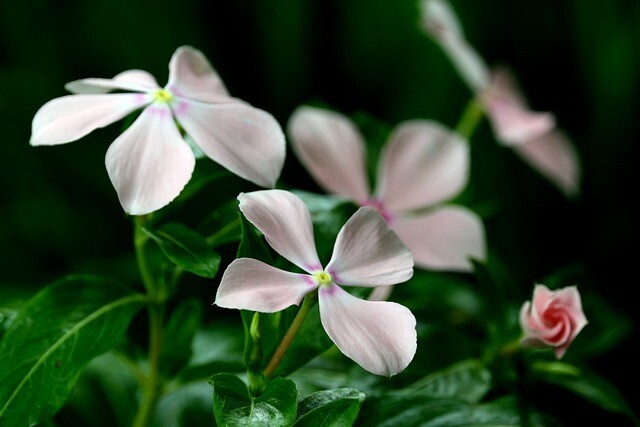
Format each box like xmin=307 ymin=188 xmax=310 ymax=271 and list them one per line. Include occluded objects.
xmin=519 ymin=284 xmax=587 ymax=359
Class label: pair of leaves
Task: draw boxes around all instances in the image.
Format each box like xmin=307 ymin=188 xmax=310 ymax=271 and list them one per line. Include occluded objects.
xmin=0 ymin=276 xmax=145 ymax=427
xmin=210 ymin=374 xmax=364 ymax=427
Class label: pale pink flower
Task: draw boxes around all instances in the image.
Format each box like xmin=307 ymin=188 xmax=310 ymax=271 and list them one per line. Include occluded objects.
xmin=215 ymin=189 xmax=417 ymax=376
xmin=520 ymin=284 xmax=588 ymax=359
xmin=30 ymin=46 xmax=285 ymax=215
xmin=288 ymin=106 xmax=486 ymax=272
xmin=420 ymin=0 xmax=581 ymax=196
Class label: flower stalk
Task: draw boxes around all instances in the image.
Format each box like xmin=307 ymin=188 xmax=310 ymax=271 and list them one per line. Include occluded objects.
xmin=262 ymin=293 xmax=318 ymax=380
xmin=132 ymin=215 xmax=166 ymax=427
xmin=455 ymin=97 xmax=484 ymax=140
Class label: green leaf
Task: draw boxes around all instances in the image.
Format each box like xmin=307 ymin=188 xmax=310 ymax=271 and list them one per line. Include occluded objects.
xmin=152 ymin=382 xmax=214 ymax=427
xmin=407 ymin=360 xmax=491 ymax=404
xmin=160 ymin=299 xmax=203 ymax=377
xmin=294 ymin=388 xmax=365 ymax=427
xmin=197 ymin=199 xmax=243 ymax=248
xmin=237 ymin=211 xmax=273 ymax=264
xmin=0 ymin=275 xmax=145 ymax=427
xmin=532 ymin=360 xmax=637 ymax=421
xmin=210 ymin=373 xmax=298 ymax=427
xmin=144 ymin=223 xmax=221 ymax=278
xmin=357 ymin=395 xmax=556 ymax=427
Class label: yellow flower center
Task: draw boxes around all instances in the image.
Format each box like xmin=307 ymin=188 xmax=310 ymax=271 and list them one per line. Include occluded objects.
xmin=153 ymin=89 xmax=173 ymax=103
xmin=313 ymin=271 xmax=333 ymax=286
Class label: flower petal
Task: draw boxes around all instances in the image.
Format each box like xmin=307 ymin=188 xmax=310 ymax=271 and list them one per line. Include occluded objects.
xmin=166 ymin=46 xmax=229 ymax=102
xmin=105 ymin=103 xmax=195 ymax=215
xmin=238 ymin=190 xmax=321 ymax=273
xmin=326 ymin=207 xmax=413 ymax=287
xmin=65 ymin=70 xmax=160 ymax=94
xmin=513 ymin=130 xmax=581 ymax=197
xmin=376 ymin=120 xmax=469 ymax=212
xmin=30 ymin=94 xmax=151 ymax=146
xmin=215 ymin=258 xmax=316 ymax=313
xmin=288 ymin=106 xmax=370 ymax=203
xmin=391 ymin=206 xmax=485 ymax=271
xmin=420 ymin=0 xmax=490 ymax=91
xmin=174 ymin=99 xmax=285 ymax=188
xmin=484 ymin=69 xmax=555 ymax=145
xmin=319 ymin=285 xmax=417 ymax=376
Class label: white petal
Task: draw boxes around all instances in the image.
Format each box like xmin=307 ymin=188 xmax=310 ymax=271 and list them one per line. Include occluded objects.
xmin=419 ymin=0 xmax=464 ymax=40
xmin=319 ymin=285 xmax=417 ymax=376
xmin=513 ymin=130 xmax=581 ymax=197
xmin=30 ymin=94 xmax=151 ymax=146
xmin=174 ymin=98 xmax=285 ymax=188
xmin=326 ymin=207 xmax=413 ymax=287
xmin=288 ymin=106 xmax=370 ymax=203
xmin=420 ymin=1 xmax=490 ymax=92
xmin=484 ymin=68 xmax=555 ymax=146
xmin=376 ymin=120 xmax=469 ymax=212
xmin=105 ymin=103 xmax=195 ymax=215
xmin=238 ymin=190 xmax=322 ymax=273
xmin=215 ymin=258 xmax=316 ymax=313
xmin=391 ymin=206 xmax=486 ymax=271
xmin=166 ymin=46 xmax=229 ymax=102
xmin=65 ymin=70 xmax=160 ymax=94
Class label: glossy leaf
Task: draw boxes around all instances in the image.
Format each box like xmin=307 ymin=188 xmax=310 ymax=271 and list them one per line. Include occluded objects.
xmin=0 ymin=275 xmax=145 ymax=427
xmin=210 ymin=373 xmax=298 ymax=427
xmin=160 ymin=299 xmax=203 ymax=377
xmin=294 ymin=388 xmax=365 ymax=427
xmin=144 ymin=223 xmax=221 ymax=278
xmin=408 ymin=359 xmax=491 ymax=404
xmin=197 ymin=199 xmax=243 ymax=248
xmin=532 ymin=360 xmax=636 ymax=421
xmin=358 ymin=394 xmax=555 ymax=427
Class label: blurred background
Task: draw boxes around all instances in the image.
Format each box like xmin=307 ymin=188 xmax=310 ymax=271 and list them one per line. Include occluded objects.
xmin=1 ymin=0 xmax=638 ymax=423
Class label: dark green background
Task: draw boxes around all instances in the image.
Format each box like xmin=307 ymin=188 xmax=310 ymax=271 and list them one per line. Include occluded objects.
xmin=1 ymin=0 xmax=638 ymax=422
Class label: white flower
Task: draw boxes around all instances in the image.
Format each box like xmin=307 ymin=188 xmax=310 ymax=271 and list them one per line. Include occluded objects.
xmin=215 ymin=190 xmax=417 ymax=376
xmin=31 ymin=46 xmax=286 ymax=215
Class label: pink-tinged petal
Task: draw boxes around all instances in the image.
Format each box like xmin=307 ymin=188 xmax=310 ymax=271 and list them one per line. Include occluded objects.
xmin=166 ymin=46 xmax=229 ymax=102
xmin=30 ymin=94 xmax=151 ymax=146
xmin=368 ymin=286 xmax=394 ymax=301
xmin=376 ymin=120 xmax=469 ymax=213
xmin=391 ymin=206 xmax=485 ymax=272
xmin=513 ymin=130 xmax=581 ymax=197
xmin=105 ymin=103 xmax=195 ymax=215
xmin=419 ymin=0 xmax=490 ymax=91
xmin=174 ymin=99 xmax=285 ymax=188
xmin=238 ymin=190 xmax=321 ymax=273
xmin=484 ymin=69 xmax=555 ymax=146
xmin=485 ymin=99 xmax=555 ymax=146
xmin=288 ymin=106 xmax=370 ymax=203
xmin=65 ymin=70 xmax=160 ymax=94
xmin=319 ymin=285 xmax=417 ymax=376
xmin=326 ymin=207 xmax=413 ymax=287
xmin=215 ymin=258 xmax=316 ymax=313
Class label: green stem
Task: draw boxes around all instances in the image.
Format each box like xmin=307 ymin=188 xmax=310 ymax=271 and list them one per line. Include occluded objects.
xmin=455 ymin=97 xmax=485 ymax=140
xmin=132 ymin=215 xmax=166 ymax=427
xmin=262 ymin=293 xmax=317 ymax=379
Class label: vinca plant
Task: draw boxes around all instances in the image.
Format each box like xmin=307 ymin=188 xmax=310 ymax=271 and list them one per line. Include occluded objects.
xmin=0 ymin=1 xmax=637 ymax=426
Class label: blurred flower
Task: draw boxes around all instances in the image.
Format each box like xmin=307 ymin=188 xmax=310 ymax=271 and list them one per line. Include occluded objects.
xmin=215 ymin=189 xmax=417 ymax=376
xmin=420 ymin=0 xmax=581 ymax=196
xmin=31 ymin=46 xmax=285 ymax=215
xmin=289 ymin=106 xmax=486 ymax=272
xmin=520 ymin=284 xmax=587 ymax=359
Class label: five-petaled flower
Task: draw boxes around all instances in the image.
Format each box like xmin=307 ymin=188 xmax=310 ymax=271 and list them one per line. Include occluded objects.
xmin=520 ymin=284 xmax=587 ymax=359
xmin=289 ymin=106 xmax=486 ymax=274
xmin=30 ymin=46 xmax=285 ymax=215
xmin=215 ymin=189 xmax=417 ymax=376
xmin=420 ymin=0 xmax=581 ymax=196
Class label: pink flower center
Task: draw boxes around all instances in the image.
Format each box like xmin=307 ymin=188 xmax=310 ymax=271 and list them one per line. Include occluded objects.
xmin=363 ymin=199 xmax=394 ymax=224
